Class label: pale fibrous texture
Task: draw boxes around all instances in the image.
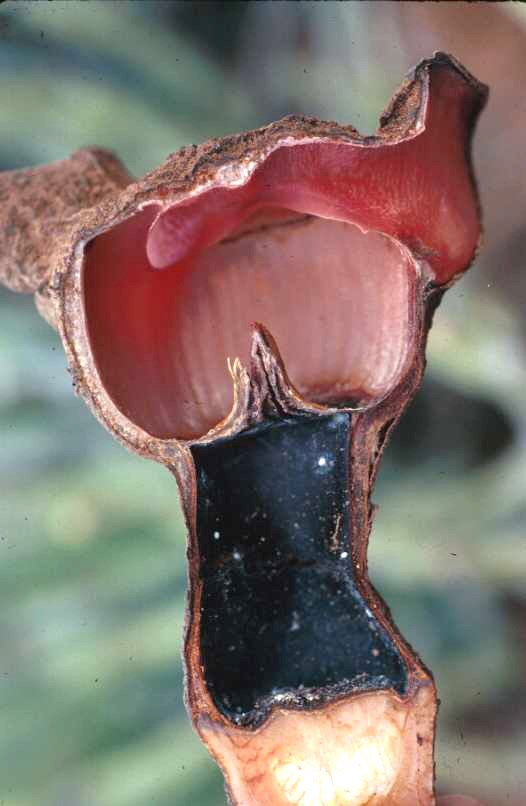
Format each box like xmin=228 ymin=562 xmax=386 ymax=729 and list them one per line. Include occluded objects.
xmin=0 ymin=53 xmax=487 ymax=805
xmin=198 ymin=687 xmax=436 ymax=806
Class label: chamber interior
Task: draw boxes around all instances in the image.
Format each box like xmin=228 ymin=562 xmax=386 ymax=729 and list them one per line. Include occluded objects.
xmin=81 ymin=62 xmax=482 ymax=442
xmin=83 ymin=208 xmax=416 ymax=440
xmin=192 ymin=413 xmax=408 ymax=727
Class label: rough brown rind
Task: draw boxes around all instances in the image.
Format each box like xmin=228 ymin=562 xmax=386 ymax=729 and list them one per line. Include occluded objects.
xmin=0 ymin=148 xmax=132 ymax=294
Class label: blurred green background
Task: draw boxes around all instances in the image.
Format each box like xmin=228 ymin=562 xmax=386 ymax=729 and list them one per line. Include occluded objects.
xmin=0 ymin=2 xmax=525 ymax=804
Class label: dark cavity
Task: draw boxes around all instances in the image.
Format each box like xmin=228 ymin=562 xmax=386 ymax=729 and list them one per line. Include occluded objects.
xmin=191 ymin=413 xmax=408 ymax=727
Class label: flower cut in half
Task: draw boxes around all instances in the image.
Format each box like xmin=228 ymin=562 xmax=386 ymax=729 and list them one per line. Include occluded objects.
xmin=0 ymin=53 xmax=487 ymax=806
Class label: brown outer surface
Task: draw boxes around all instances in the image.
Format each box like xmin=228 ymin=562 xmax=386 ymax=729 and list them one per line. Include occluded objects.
xmin=0 ymin=148 xmax=132 ymax=294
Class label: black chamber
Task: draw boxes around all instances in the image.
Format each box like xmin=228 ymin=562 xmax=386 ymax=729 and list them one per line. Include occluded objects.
xmin=191 ymin=413 xmax=408 ymax=727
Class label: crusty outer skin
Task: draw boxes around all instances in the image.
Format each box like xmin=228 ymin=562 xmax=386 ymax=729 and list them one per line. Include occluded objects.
xmin=0 ymin=147 xmax=132 ymax=294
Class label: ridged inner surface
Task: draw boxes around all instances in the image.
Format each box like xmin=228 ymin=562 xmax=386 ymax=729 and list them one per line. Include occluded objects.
xmin=83 ymin=210 xmax=416 ymax=440
xmin=146 ymin=65 xmax=482 ymax=284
